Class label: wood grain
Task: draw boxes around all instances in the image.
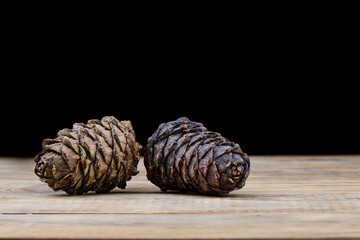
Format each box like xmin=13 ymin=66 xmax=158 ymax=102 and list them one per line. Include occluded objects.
xmin=0 ymin=155 xmax=360 ymax=239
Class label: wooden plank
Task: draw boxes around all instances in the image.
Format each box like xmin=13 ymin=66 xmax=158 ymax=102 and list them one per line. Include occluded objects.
xmin=0 ymin=156 xmax=360 ymax=239
xmin=1 ymin=213 xmax=360 ymax=239
xmin=1 ymin=156 xmax=359 ymax=214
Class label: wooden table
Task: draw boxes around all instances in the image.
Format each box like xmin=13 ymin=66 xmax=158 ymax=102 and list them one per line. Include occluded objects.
xmin=0 ymin=155 xmax=359 ymax=239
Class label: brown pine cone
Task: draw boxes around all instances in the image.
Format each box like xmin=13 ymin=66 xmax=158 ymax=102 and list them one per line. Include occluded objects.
xmin=144 ymin=117 xmax=250 ymax=195
xmin=34 ymin=116 xmax=142 ymax=195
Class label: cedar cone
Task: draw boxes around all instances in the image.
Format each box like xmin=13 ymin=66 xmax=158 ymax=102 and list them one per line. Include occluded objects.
xmin=34 ymin=116 xmax=142 ymax=195
xmin=144 ymin=117 xmax=250 ymax=195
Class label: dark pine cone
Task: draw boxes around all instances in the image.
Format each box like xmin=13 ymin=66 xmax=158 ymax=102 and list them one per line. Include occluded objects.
xmin=144 ymin=117 xmax=250 ymax=195
xmin=34 ymin=116 xmax=142 ymax=195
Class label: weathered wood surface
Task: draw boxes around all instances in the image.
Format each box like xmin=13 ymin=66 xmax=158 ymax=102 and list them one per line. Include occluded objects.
xmin=0 ymin=155 xmax=359 ymax=239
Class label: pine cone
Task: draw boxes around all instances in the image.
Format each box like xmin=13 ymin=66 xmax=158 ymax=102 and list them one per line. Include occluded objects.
xmin=144 ymin=117 xmax=250 ymax=195
xmin=34 ymin=116 xmax=142 ymax=195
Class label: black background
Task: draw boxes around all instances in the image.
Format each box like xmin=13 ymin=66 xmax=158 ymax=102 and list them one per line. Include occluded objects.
xmin=1 ymin=8 xmax=358 ymax=157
